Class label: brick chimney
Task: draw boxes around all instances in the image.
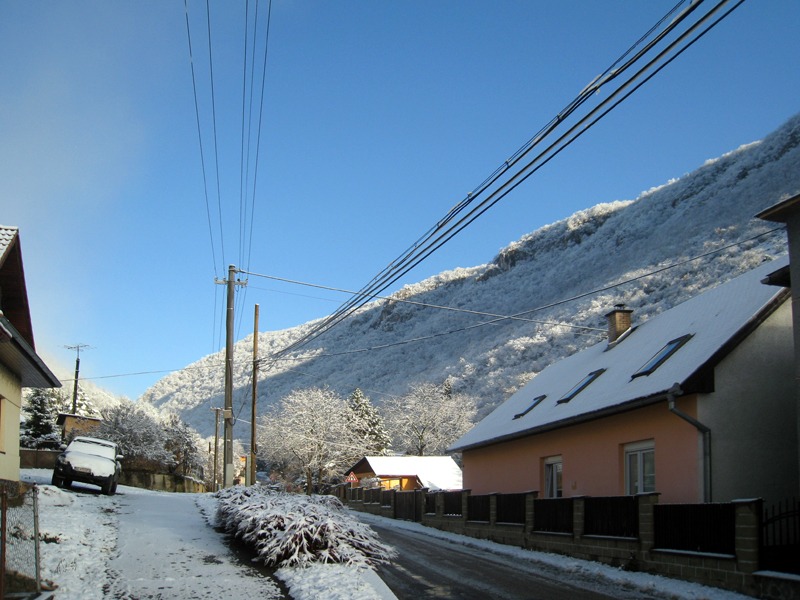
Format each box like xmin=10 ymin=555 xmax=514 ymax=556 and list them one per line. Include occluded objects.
xmin=605 ymin=304 xmax=633 ymax=344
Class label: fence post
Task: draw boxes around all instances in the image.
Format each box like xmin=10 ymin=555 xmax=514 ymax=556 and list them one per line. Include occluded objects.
xmin=573 ymin=496 xmax=585 ymax=540
xmin=33 ymin=486 xmax=41 ymax=593
xmin=416 ymin=489 xmax=427 ymax=522
xmin=461 ymin=490 xmax=470 ymax=524
xmin=733 ymin=498 xmax=762 ymax=574
xmin=435 ymin=491 xmax=444 ymax=518
xmin=489 ymin=493 xmax=498 ymax=527
xmin=636 ymin=492 xmax=660 ymax=558
xmin=525 ymin=491 xmax=538 ymax=533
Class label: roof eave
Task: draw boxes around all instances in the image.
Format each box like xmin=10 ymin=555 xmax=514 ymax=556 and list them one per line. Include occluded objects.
xmin=450 ymin=388 xmax=677 ymax=453
xmin=0 ymin=315 xmax=61 ymax=388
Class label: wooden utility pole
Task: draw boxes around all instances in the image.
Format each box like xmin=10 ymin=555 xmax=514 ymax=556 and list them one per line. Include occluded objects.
xmin=223 ymin=264 xmax=236 ymax=488
xmin=250 ymin=304 xmax=259 ymax=485
xmin=64 ymin=344 xmax=90 ymax=414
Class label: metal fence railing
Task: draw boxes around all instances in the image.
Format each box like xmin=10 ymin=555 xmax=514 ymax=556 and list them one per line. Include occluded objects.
xmin=654 ymin=502 xmax=735 ymax=555
xmin=2 ymin=484 xmax=42 ymax=596
xmin=584 ymin=495 xmax=639 ymax=538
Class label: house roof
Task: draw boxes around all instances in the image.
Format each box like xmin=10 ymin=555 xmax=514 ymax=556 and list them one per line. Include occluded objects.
xmin=349 ymin=455 xmax=463 ymax=490
xmin=0 ymin=226 xmax=60 ymax=388
xmin=0 ymin=226 xmax=35 ymax=345
xmin=450 ymin=256 xmax=790 ymax=453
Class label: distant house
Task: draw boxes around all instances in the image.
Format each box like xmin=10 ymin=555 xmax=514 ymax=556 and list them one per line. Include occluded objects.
xmin=449 ymin=257 xmax=798 ymax=506
xmin=0 ymin=226 xmax=61 ymax=483
xmin=346 ymin=455 xmax=463 ymax=491
xmin=56 ymin=413 xmax=102 ymax=441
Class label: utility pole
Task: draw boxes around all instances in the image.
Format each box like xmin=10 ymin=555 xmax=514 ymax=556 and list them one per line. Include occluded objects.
xmin=223 ymin=264 xmax=236 ymax=488
xmin=64 ymin=344 xmax=90 ymax=414
xmin=250 ymin=304 xmax=259 ymax=486
xmin=214 ymin=264 xmax=245 ymax=488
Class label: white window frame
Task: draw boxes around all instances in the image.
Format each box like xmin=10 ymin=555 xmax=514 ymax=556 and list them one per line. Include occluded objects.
xmin=624 ymin=440 xmax=655 ymax=495
xmin=543 ymin=456 xmax=563 ymax=498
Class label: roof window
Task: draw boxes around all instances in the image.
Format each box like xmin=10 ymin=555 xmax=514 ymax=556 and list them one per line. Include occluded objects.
xmin=513 ymin=395 xmax=546 ymax=419
xmin=632 ymin=334 xmax=693 ymax=378
xmin=557 ymin=369 xmax=605 ymax=404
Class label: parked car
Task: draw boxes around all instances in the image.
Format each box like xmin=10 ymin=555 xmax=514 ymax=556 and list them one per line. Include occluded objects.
xmin=51 ymin=436 xmax=123 ymax=496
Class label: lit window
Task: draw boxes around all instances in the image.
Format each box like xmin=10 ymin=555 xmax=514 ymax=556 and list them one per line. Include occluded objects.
xmin=513 ymin=395 xmax=546 ymax=419
xmin=632 ymin=334 xmax=693 ymax=378
xmin=544 ymin=456 xmax=563 ymax=498
xmin=625 ymin=441 xmax=655 ymax=495
xmin=556 ymin=369 xmax=605 ymax=404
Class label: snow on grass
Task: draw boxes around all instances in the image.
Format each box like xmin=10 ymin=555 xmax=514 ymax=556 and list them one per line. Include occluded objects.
xmin=215 ymin=485 xmax=397 ymax=568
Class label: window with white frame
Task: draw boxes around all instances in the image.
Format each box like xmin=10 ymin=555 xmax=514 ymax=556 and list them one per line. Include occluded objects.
xmin=544 ymin=456 xmax=563 ymax=498
xmin=624 ymin=440 xmax=655 ymax=495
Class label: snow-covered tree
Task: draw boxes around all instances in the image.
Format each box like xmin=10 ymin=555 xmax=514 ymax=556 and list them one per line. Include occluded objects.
xmin=94 ymin=402 xmax=174 ymax=466
xmin=346 ymin=388 xmax=391 ymax=460
xmin=162 ymin=413 xmax=204 ymax=477
xmin=20 ymin=388 xmax=65 ymax=448
xmin=261 ymin=387 xmax=357 ymax=495
xmin=383 ymin=380 xmax=477 ymax=456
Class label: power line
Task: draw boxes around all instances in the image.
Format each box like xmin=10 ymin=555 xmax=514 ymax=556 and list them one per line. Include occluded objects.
xmin=267 ymin=0 xmax=746 ymax=361
xmin=240 ymin=268 xmax=605 ymax=332
xmin=258 ymin=226 xmax=783 ymax=367
xmin=183 ymin=0 xmax=219 ymax=279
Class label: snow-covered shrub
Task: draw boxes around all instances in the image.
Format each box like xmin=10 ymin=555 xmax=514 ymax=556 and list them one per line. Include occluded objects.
xmin=215 ymin=486 xmax=396 ymax=568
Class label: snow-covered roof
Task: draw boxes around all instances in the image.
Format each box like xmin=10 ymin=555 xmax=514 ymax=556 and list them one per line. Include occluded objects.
xmin=450 ymin=257 xmax=790 ymax=453
xmin=354 ymin=456 xmax=463 ymax=490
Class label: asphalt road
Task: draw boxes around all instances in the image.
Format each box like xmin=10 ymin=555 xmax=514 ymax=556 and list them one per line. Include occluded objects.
xmin=367 ymin=522 xmax=659 ymax=600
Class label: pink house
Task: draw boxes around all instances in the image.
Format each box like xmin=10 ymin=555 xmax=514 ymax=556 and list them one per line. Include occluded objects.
xmin=450 ymin=257 xmax=799 ymax=505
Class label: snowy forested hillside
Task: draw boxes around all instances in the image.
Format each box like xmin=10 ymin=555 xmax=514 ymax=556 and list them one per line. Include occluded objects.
xmin=140 ymin=113 xmax=800 ymax=439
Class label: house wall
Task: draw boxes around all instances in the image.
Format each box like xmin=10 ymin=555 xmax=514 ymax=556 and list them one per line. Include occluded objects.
xmin=462 ymin=398 xmax=700 ymax=503
xmin=698 ymin=300 xmax=798 ymax=504
xmin=0 ymin=361 xmax=22 ymax=482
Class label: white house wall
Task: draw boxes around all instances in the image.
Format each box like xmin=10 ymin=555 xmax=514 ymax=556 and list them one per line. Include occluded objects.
xmin=0 ymin=360 xmax=22 ymax=482
xmin=698 ymin=299 xmax=798 ymax=505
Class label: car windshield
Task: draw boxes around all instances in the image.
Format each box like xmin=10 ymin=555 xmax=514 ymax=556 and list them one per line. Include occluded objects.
xmin=68 ymin=439 xmax=117 ymax=460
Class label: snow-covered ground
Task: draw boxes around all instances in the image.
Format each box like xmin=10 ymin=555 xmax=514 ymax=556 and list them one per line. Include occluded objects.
xmin=21 ymin=469 xmax=749 ymax=599
xmin=21 ymin=470 xmax=395 ymax=599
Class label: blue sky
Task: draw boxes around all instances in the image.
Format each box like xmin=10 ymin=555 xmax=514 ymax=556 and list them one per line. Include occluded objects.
xmin=2 ymin=1 xmax=798 ymax=400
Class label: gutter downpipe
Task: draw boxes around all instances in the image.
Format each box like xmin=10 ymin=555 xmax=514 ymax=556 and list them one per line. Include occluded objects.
xmin=666 ymin=383 xmax=712 ymax=502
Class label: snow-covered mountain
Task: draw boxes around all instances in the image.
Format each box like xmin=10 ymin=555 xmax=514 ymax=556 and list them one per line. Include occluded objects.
xmin=140 ymin=113 xmax=800 ymax=439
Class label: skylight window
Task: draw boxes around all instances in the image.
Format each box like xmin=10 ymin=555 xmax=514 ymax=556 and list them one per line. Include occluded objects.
xmin=513 ymin=395 xmax=546 ymax=419
xmin=632 ymin=334 xmax=693 ymax=378
xmin=556 ymin=369 xmax=605 ymax=404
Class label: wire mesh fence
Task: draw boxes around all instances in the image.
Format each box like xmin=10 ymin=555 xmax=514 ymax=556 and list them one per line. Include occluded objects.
xmin=2 ymin=482 xmax=42 ymax=596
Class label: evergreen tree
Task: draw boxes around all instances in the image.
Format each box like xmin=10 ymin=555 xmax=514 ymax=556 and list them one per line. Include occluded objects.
xmin=21 ymin=388 xmax=64 ymax=448
xmin=346 ymin=388 xmax=391 ymax=459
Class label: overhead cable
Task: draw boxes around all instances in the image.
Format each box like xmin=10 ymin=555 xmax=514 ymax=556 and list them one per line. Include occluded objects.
xmin=269 ymin=0 xmax=745 ymax=360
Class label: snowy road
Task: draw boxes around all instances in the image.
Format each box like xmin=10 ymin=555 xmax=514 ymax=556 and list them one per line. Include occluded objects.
xmin=354 ymin=511 xmax=750 ymax=600
xmin=104 ymin=486 xmax=284 ymax=599
xmin=368 ymin=522 xmax=638 ymax=599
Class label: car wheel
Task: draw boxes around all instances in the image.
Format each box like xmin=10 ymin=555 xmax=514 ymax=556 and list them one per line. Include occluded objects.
xmin=110 ymin=481 xmax=118 ymax=495
xmin=102 ymin=477 xmax=114 ymax=496
xmin=51 ymin=474 xmax=63 ymax=488
xmin=63 ymin=479 xmax=72 ymax=488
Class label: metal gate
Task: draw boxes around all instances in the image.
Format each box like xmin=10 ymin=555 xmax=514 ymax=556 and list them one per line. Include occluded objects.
xmin=761 ymin=497 xmax=800 ymax=574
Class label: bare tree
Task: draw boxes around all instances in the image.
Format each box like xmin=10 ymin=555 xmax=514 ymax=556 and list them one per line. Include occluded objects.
xmin=384 ymin=381 xmax=477 ymax=456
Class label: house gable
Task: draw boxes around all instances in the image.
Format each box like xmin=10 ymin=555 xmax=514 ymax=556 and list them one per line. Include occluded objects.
xmin=450 ymin=257 xmax=790 ymax=453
